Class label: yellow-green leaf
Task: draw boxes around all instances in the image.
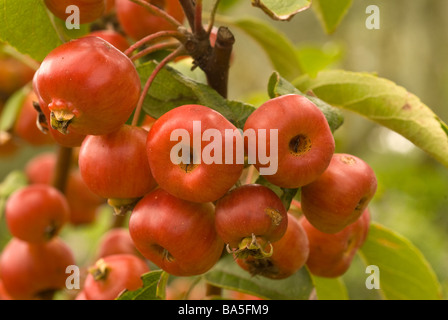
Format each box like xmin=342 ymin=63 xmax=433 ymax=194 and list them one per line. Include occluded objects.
xmin=294 ymin=70 xmax=448 ymax=168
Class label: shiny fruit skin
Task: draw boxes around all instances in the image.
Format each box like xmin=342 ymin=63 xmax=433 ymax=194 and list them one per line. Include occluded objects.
xmin=300 ymin=209 xmax=371 ymax=278
xmin=44 ymin=0 xmax=105 ymax=24
xmin=82 ymin=254 xmax=149 ymax=300
xmin=236 ymin=213 xmax=309 ymax=279
xmin=301 ymin=153 xmax=377 ymax=234
xmin=33 ymin=36 xmax=141 ymax=136
xmin=214 ymin=184 xmax=288 ymax=250
xmin=5 ymin=184 xmax=70 ymax=243
xmin=243 ymin=94 xmax=335 ymax=189
xmin=96 ymin=228 xmax=140 ymax=259
xmin=13 ymin=90 xmax=54 ymax=146
xmin=86 ymin=30 xmax=130 ymax=52
xmin=79 ymin=125 xmax=157 ymax=200
xmin=129 ymin=188 xmax=224 ymax=276
xmin=146 ymin=104 xmax=244 ymax=203
xmin=0 ymin=237 xmax=75 ymax=300
xmin=116 ymin=0 xmax=185 ymax=40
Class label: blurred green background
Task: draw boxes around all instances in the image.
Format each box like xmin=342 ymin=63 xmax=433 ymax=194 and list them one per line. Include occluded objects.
xmin=1 ymin=0 xmax=447 ymax=300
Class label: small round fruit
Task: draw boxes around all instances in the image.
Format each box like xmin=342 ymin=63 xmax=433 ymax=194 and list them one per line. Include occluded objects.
xmin=44 ymin=0 xmax=105 ymax=24
xmin=79 ymin=125 xmax=157 ymax=213
xmin=13 ymin=90 xmax=54 ymax=146
xmin=146 ymin=104 xmax=244 ymax=203
xmin=214 ymin=184 xmax=288 ymax=259
xmin=82 ymin=254 xmax=149 ymax=300
xmin=96 ymin=228 xmax=140 ymax=259
xmin=0 ymin=237 xmax=75 ymax=300
xmin=86 ymin=30 xmax=130 ymax=52
xmin=116 ymin=0 xmax=185 ymax=40
xmin=236 ymin=213 xmax=309 ymax=279
xmin=300 ymin=209 xmax=371 ymax=278
xmin=33 ymin=36 xmax=141 ymax=136
xmin=301 ymin=153 xmax=377 ymax=233
xmin=129 ymin=188 xmax=224 ymax=276
xmin=25 ymin=152 xmax=104 ymax=225
xmin=5 ymin=184 xmax=70 ymax=243
xmin=0 ymin=54 xmax=35 ymax=98
xmin=243 ymin=94 xmax=335 ymax=188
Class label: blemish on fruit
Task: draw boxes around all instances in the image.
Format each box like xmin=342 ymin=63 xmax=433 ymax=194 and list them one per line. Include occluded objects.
xmin=265 ymin=207 xmax=282 ymax=226
xmin=289 ymin=134 xmax=312 ymax=156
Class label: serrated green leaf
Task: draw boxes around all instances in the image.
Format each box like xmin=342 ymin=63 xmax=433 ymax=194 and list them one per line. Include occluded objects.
xmin=294 ymin=70 xmax=448 ymax=168
xmin=116 ymin=270 xmax=166 ymax=300
xmin=137 ymin=61 xmax=256 ymax=129
xmin=204 ymin=254 xmax=313 ymax=300
xmin=252 ymin=0 xmax=311 ymax=21
xmin=311 ymin=276 xmax=349 ymax=300
xmin=228 ymin=18 xmax=301 ymax=81
xmin=358 ymin=223 xmax=442 ymax=300
xmin=267 ymin=72 xmax=344 ymax=132
xmin=0 ymin=85 xmax=30 ymax=132
xmin=312 ymin=0 xmax=353 ymax=34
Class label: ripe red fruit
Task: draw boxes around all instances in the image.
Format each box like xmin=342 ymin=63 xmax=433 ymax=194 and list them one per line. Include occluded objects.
xmin=86 ymin=30 xmax=130 ymax=52
xmin=82 ymin=254 xmax=150 ymax=300
xmin=0 ymin=55 xmax=35 ymax=98
xmin=0 ymin=281 xmax=12 ymax=300
xmin=301 ymin=153 xmax=377 ymax=234
xmin=79 ymin=125 xmax=157 ymax=213
xmin=243 ymin=94 xmax=335 ymax=188
xmin=5 ymin=184 xmax=70 ymax=243
xmin=214 ymin=184 xmax=288 ymax=259
xmin=236 ymin=213 xmax=309 ymax=279
xmin=146 ymin=104 xmax=244 ymax=203
xmin=0 ymin=237 xmax=75 ymax=300
xmin=116 ymin=0 xmax=185 ymax=40
xmin=33 ymin=36 xmax=141 ymax=136
xmin=44 ymin=0 xmax=105 ymax=24
xmin=25 ymin=152 xmax=104 ymax=225
xmin=300 ymin=209 xmax=371 ymax=278
xmin=129 ymin=188 xmax=224 ymax=276
xmin=96 ymin=228 xmax=140 ymax=259
xmin=13 ymin=90 xmax=54 ymax=146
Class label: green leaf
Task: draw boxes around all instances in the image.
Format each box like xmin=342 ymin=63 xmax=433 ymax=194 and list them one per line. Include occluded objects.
xmin=268 ymin=72 xmax=344 ymax=132
xmin=204 ymin=254 xmax=313 ymax=300
xmin=358 ymin=222 xmax=442 ymax=300
xmin=311 ymin=276 xmax=349 ymax=300
xmin=137 ymin=61 xmax=256 ymax=129
xmin=228 ymin=18 xmax=302 ymax=81
xmin=0 ymin=0 xmax=88 ymax=62
xmin=252 ymin=0 xmax=311 ymax=21
xmin=312 ymin=0 xmax=353 ymax=34
xmin=0 ymin=0 xmax=61 ymax=61
xmin=0 ymin=85 xmax=30 ymax=132
xmin=116 ymin=270 xmax=167 ymax=300
xmin=296 ymin=42 xmax=343 ymax=77
xmin=294 ymin=70 xmax=448 ymax=168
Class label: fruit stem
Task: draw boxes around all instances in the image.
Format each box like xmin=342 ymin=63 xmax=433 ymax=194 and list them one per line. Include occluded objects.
xmin=194 ymin=0 xmax=205 ymax=37
xmin=130 ymin=42 xmax=179 ymax=61
xmin=51 ymin=146 xmax=73 ymax=194
xmin=131 ymin=46 xmax=186 ymax=126
xmin=123 ymin=30 xmax=185 ymax=57
xmin=130 ymin=0 xmax=184 ymax=29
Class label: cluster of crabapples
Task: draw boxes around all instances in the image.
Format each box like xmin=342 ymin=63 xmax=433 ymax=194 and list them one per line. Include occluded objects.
xmin=0 ymin=0 xmax=378 ymax=300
